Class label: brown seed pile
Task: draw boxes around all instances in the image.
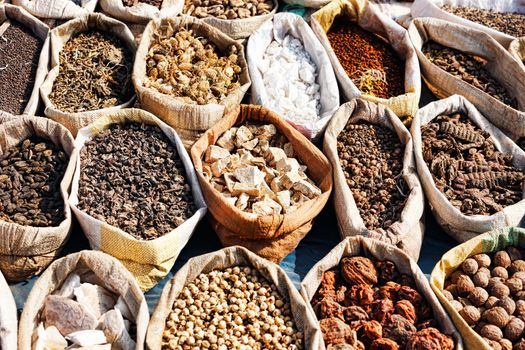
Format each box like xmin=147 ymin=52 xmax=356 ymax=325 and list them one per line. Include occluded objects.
xmin=423 ymin=41 xmax=517 ymax=108
xmin=337 ymin=122 xmax=407 ymax=230
xmin=313 ymin=256 xmax=454 ymax=349
xmin=327 ymin=19 xmax=405 ymax=99
xmin=123 ymin=0 xmax=163 ymax=7
xmin=421 ymin=113 xmax=524 ymax=216
xmin=444 ymin=247 xmax=525 ymax=349
xmin=49 ymin=30 xmax=133 ymax=113
xmin=0 ymin=137 xmax=68 ymax=227
xmin=0 ymin=21 xmax=43 ymax=115
xmin=78 ymin=123 xmax=196 ymax=240
xmin=184 ymin=0 xmax=274 ymax=20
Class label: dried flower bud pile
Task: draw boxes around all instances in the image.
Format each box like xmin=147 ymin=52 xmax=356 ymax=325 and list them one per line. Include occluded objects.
xmin=183 ymin=0 xmax=273 ymax=20
xmin=162 ymin=266 xmax=303 ymax=349
xmin=312 ymin=256 xmax=454 ymax=349
xmin=202 ymin=123 xmax=322 ymax=215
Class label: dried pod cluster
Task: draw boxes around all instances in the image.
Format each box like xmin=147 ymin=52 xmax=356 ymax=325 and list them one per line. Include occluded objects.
xmin=201 ymin=123 xmax=322 ymax=215
xmin=421 ymin=113 xmax=524 ymax=216
xmin=162 ymin=266 xmax=303 ymax=349
xmin=313 ymin=256 xmax=454 ymax=349
xmin=183 ymin=0 xmax=274 ymax=20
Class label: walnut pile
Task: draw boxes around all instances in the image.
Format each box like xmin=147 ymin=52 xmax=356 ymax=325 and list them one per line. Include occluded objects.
xmin=183 ymin=0 xmax=274 ymax=20
xmin=444 ymin=247 xmax=525 ymax=349
xmin=201 ymin=123 xmax=322 ymax=215
xmin=313 ymin=256 xmax=455 ymax=350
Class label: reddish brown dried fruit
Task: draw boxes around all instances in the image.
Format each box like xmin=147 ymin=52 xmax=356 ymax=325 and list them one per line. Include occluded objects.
xmin=382 ymin=314 xmax=416 ymax=346
xmin=395 ymin=300 xmax=416 ymax=324
xmin=336 ymin=285 xmax=347 ymax=304
xmin=480 ymin=324 xmax=503 ymax=341
xmin=511 ymin=260 xmax=525 ymax=274
xmin=375 ymin=282 xmax=401 ymax=301
xmin=506 ymin=277 xmax=523 ymax=293
xmin=316 ymin=270 xmax=339 ymax=304
xmin=498 ymin=296 xmax=516 ymax=315
xmin=462 ymin=258 xmax=479 ymax=275
xmin=492 ymin=266 xmax=509 ymax=279
xmin=441 ymin=289 xmax=454 ymax=301
xmin=504 ymin=317 xmax=524 ymax=341
xmin=320 ymin=298 xmax=345 ymax=321
xmin=473 ymin=253 xmax=491 ymax=268
xmin=405 ymin=328 xmax=454 ymax=350
xmin=376 ymin=260 xmax=399 ymax=284
xmin=483 ymin=338 xmax=502 ymax=350
xmin=456 ymin=275 xmax=475 ymax=296
xmin=445 ymin=284 xmax=458 ymax=298
xmin=468 ymin=286 xmax=489 ymax=306
xmin=372 ymin=298 xmax=394 ymax=324
xmin=396 ymin=275 xmax=416 ymax=288
xmin=341 ymin=257 xmax=378 ymax=286
xmin=369 ymin=338 xmax=400 ymax=350
xmin=499 ymin=338 xmax=512 ymax=350
xmin=485 ymin=296 xmax=500 ymax=309
xmin=513 ymin=271 xmax=525 ymax=285
xmin=472 ymin=270 xmax=490 ymax=288
xmin=398 ymin=286 xmax=423 ymax=305
xmin=494 ymin=251 xmax=512 ymax=268
xmin=483 ymin=306 xmax=510 ymax=328
xmin=347 ymin=284 xmax=375 ymax=306
xmin=320 ymin=317 xmax=355 ymax=345
xmin=361 ymin=320 xmax=382 ymax=341
xmin=459 ymin=305 xmax=480 ymax=325
xmin=491 ymin=282 xmax=511 ymax=299
xmin=344 ymin=306 xmax=370 ymax=322
xmin=514 ymin=339 xmax=525 ymax=350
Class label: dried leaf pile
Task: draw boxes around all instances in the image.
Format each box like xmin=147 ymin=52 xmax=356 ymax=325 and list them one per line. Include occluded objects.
xmin=183 ymin=0 xmax=274 ymax=20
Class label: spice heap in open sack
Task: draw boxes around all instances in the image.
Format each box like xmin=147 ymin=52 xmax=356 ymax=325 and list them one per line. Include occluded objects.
xmin=327 ymin=19 xmax=405 ymax=99
xmin=183 ymin=0 xmax=273 ymax=20
xmin=0 ymin=137 xmax=68 ymax=227
xmin=444 ymin=247 xmax=525 ymax=349
xmin=77 ymin=123 xmax=196 ymax=240
xmin=421 ymin=113 xmax=524 ymax=216
xmin=162 ymin=266 xmax=303 ymax=349
xmin=423 ymin=41 xmax=517 ymax=108
xmin=0 ymin=21 xmax=43 ymax=114
xmin=123 ymin=0 xmax=163 ymax=8
xmin=202 ymin=123 xmax=322 ymax=215
xmin=312 ymin=256 xmax=454 ymax=349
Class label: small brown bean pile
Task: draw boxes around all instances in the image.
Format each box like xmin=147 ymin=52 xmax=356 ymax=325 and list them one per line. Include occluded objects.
xmin=78 ymin=123 xmax=196 ymax=240
xmin=327 ymin=19 xmax=405 ymax=99
xmin=337 ymin=122 xmax=407 ymax=230
xmin=184 ymin=0 xmax=274 ymax=20
xmin=123 ymin=0 xmax=163 ymax=7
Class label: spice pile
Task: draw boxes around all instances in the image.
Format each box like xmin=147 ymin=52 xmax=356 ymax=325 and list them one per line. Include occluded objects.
xmin=0 ymin=137 xmax=68 ymax=227
xmin=444 ymin=247 xmax=525 ymax=349
xmin=49 ymin=30 xmax=133 ymax=113
xmin=183 ymin=0 xmax=273 ymax=19
xmin=77 ymin=123 xmax=196 ymax=240
xmin=312 ymin=256 xmax=454 ymax=349
xmin=423 ymin=41 xmax=517 ymax=108
xmin=0 ymin=21 xmax=43 ymax=115
xmin=337 ymin=122 xmax=407 ymax=230
xmin=421 ymin=113 xmax=524 ymax=216
xmin=202 ymin=123 xmax=322 ymax=215
xmin=123 ymin=0 xmax=163 ymax=8
xmin=144 ymin=27 xmax=241 ymax=105
xmin=162 ymin=266 xmax=303 ymax=349
xmin=327 ymin=19 xmax=405 ymax=99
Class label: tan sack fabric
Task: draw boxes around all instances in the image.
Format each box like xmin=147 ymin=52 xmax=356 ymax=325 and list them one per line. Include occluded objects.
xmin=300 ymin=236 xmax=464 ymax=350
xmin=99 ymin=0 xmax=183 ymax=24
xmin=146 ymin=246 xmax=323 ymax=350
xmin=12 ymin=0 xmax=97 ymax=20
xmin=0 ymin=270 xmax=17 ymax=349
xmin=311 ymin=0 xmax=421 ymax=122
xmin=40 ymin=13 xmax=137 ymax=137
xmin=0 ymin=116 xmax=76 ymax=282
xmin=323 ymin=99 xmax=425 ymax=261
xmin=509 ymin=37 xmax=525 ymax=70
xmin=18 ymin=250 xmax=150 ymax=350
xmin=0 ymin=111 xmax=15 ymax=123
xmin=190 ymin=104 xmax=332 ymax=263
xmin=411 ymin=94 xmax=525 ymax=242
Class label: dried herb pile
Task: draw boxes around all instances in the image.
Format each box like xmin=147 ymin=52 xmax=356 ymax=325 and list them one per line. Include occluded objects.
xmin=183 ymin=0 xmax=274 ymax=19
xmin=123 ymin=0 xmax=163 ymax=8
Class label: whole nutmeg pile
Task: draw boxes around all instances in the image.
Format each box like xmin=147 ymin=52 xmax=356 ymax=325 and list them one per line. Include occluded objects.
xmin=444 ymin=247 xmax=525 ymax=349
xmin=312 ymin=256 xmax=454 ymax=349
xmin=183 ymin=0 xmax=274 ymax=20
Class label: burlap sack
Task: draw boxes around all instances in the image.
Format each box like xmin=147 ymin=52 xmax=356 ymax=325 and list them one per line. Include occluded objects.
xmin=300 ymin=236 xmax=464 ymax=350
xmin=246 ymin=12 xmax=340 ymax=141
xmin=69 ymin=108 xmax=207 ymax=291
xmin=18 ymin=250 xmax=150 ymax=350
xmin=510 ymin=37 xmax=525 ymax=69
xmin=133 ymin=16 xmax=251 ymax=151
xmin=146 ymin=246 xmax=323 ymax=350
xmin=190 ymin=104 xmax=332 ymax=263
xmin=411 ymin=95 xmax=525 ymax=242
xmin=12 ymin=0 xmax=97 ymax=20
xmin=0 ymin=270 xmax=17 ymax=349
xmin=310 ymin=0 xmax=421 ymax=123
xmin=408 ymin=18 xmax=525 ymax=141
xmin=99 ymin=0 xmax=183 ymax=24
xmin=0 ymin=110 xmax=14 ymax=123
xmin=0 ymin=5 xmax=49 ymax=116
xmin=430 ymin=227 xmax=525 ymax=350
xmin=0 ymin=116 xmax=76 ymax=282
xmin=323 ymin=99 xmax=425 ymax=261
xmin=40 ymin=13 xmax=137 ymax=137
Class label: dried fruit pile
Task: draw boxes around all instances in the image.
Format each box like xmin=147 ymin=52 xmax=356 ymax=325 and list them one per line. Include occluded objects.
xmin=162 ymin=266 xmax=303 ymax=349
xmin=123 ymin=0 xmax=163 ymax=8
xmin=421 ymin=113 xmax=524 ymax=216
xmin=312 ymin=256 xmax=454 ymax=349
xmin=183 ymin=0 xmax=273 ymax=20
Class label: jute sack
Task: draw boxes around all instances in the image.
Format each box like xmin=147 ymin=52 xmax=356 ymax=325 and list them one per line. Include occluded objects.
xmin=323 ymin=99 xmax=425 ymax=261
xmin=69 ymin=109 xmax=207 ymax=291
xmin=0 ymin=116 xmax=76 ymax=282
xmin=300 ymin=236 xmax=464 ymax=350
xmin=0 ymin=110 xmax=14 ymax=123
xmin=411 ymin=95 xmax=525 ymax=242
xmin=18 ymin=250 xmax=150 ymax=350
xmin=310 ymin=0 xmax=421 ymax=123
xmin=408 ymin=18 xmax=525 ymax=141
xmin=247 ymin=12 xmax=340 ymax=141
xmin=0 ymin=5 xmax=49 ymax=116
xmin=12 ymin=0 xmax=97 ymax=20
xmin=99 ymin=0 xmax=183 ymax=24
xmin=190 ymin=104 xmax=332 ymax=263
xmin=40 ymin=13 xmax=137 ymax=137
xmin=0 ymin=270 xmax=17 ymax=349
xmin=509 ymin=37 xmax=525 ymax=69
xmin=133 ymin=16 xmax=251 ymax=151
xmin=430 ymin=227 xmax=525 ymax=350
xmin=146 ymin=246 xmax=323 ymax=350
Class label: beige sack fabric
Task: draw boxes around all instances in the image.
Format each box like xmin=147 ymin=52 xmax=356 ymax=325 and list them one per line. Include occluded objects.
xmin=323 ymin=99 xmax=425 ymax=261
xmin=408 ymin=17 xmax=525 ymax=141
xmin=411 ymin=95 xmax=525 ymax=242
xmin=509 ymin=37 xmax=525 ymax=69
xmin=146 ymin=246 xmax=323 ymax=350
xmin=0 ymin=116 xmax=76 ymax=282
xmin=0 ymin=270 xmax=17 ymax=349
xmin=12 ymin=0 xmax=97 ymax=20
xmin=40 ymin=13 xmax=137 ymax=137
xmin=99 ymin=0 xmax=183 ymax=24
xmin=18 ymin=250 xmax=150 ymax=350
xmin=300 ymin=236 xmax=464 ymax=350
xmin=311 ymin=0 xmax=421 ymax=122
xmin=190 ymin=104 xmax=332 ymax=263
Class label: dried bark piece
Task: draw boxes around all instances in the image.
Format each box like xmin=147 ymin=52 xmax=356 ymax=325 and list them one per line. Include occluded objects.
xmin=405 ymin=328 xmax=454 ymax=350
xmin=341 ymin=257 xmax=378 ymax=286
xmin=320 ymin=298 xmax=345 ymax=321
xmin=102 ymin=309 xmax=136 ymax=350
xmin=372 ymin=298 xmax=394 ymax=324
xmin=34 ymin=324 xmax=67 ymax=350
xmin=55 ymin=273 xmax=81 ymax=298
xmin=43 ymin=295 xmax=98 ymax=336
xmin=66 ymin=330 xmax=107 ymax=346
xmin=74 ymin=283 xmax=117 ymax=319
